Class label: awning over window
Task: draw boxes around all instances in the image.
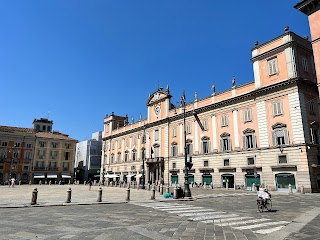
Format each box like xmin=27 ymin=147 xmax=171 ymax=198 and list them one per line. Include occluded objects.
xmin=47 ymin=173 xmax=58 ymax=178
xmin=34 ymin=173 xmax=45 ymax=178
xmin=62 ymin=173 xmax=71 ymax=178
xmin=104 ymin=174 xmax=119 ymax=178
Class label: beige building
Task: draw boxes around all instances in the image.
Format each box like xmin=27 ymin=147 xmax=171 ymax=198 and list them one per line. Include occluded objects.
xmin=102 ymin=27 xmax=320 ymax=193
xmin=0 ymin=118 xmax=77 ymax=184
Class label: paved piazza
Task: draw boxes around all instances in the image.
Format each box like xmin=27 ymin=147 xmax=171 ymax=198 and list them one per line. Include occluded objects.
xmin=0 ymin=185 xmax=320 ymax=240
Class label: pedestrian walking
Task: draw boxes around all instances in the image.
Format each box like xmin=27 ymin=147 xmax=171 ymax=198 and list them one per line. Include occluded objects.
xmin=88 ymin=178 xmax=93 ymax=190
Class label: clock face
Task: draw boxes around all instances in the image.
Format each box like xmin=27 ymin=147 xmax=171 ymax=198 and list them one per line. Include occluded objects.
xmin=154 ymin=105 xmax=161 ymax=116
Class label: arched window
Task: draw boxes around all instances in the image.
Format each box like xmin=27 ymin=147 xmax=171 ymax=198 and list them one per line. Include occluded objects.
xmin=202 ymin=119 xmax=208 ymax=131
xmin=117 ymin=152 xmax=121 ymax=163
xmin=153 ymin=143 xmax=160 ymax=158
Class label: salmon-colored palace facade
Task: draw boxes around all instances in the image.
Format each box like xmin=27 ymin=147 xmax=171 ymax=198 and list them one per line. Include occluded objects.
xmin=102 ymin=1 xmax=320 ymax=193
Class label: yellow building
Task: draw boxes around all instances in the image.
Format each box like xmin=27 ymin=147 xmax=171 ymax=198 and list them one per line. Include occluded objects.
xmin=0 ymin=118 xmax=77 ymax=184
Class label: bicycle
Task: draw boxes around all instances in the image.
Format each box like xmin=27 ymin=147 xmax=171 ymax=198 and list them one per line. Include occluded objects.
xmin=257 ymin=197 xmax=272 ymax=212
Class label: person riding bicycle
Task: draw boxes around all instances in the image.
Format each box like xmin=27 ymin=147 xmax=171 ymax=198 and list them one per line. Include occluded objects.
xmin=257 ymin=187 xmax=271 ymax=206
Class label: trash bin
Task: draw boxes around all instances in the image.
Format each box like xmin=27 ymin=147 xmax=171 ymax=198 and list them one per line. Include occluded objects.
xmin=177 ymin=187 xmax=184 ymax=198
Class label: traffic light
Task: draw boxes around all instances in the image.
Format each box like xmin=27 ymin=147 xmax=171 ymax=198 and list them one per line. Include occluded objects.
xmin=186 ymin=162 xmax=193 ymax=171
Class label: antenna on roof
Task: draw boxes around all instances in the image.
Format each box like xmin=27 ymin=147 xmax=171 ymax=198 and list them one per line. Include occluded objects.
xmin=47 ymin=111 xmax=50 ymax=120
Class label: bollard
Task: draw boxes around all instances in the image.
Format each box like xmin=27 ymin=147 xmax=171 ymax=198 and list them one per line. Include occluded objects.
xmin=151 ymin=184 xmax=156 ymax=200
xmin=160 ymin=184 xmax=163 ymax=195
xmin=19 ymin=181 xmax=21 ymax=185
xmin=166 ymin=185 xmax=170 ymax=194
xmin=44 ymin=181 xmax=47 ymax=185
xmin=126 ymin=186 xmax=130 ymax=201
xmin=173 ymin=186 xmax=178 ymax=199
xmin=288 ymin=184 xmax=293 ymax=193
xmin=59 ymin=180 xmax=61 ymax=185
xmin=252 ymin=183 xmax=256 ymax=191
xmin=234 ymin=184 xmax=236 ymax=191
xmin=39 ymin=180 xmax=42 ymax=185
xmin=226 ymin=182 xmax=229 ymax=190
xmin=84 ymin=181 xmax=87 ymax=185
xmin=31 ymin=188 xmax=38 ymax=205
xmin=66 ymin=187 xmax=72 ymax=203
xmin=55 ymin=181 xmax=57 ymax=185
xmin=301 ymin=185 xmax=305 ymax=194
xmin=68 ymin=180 xmax=71 ymax=185
xmin=204 ymin=182 xmax=206 ymax=189
xmin=49 ymin=181 xmax=51 ymax=185
xmin=97 ymin=187 xmax=102 ymax=202
xmin=148 ymin=183 xmax=151 ymax=191
xmin=29 ymin=180 xmax=32 ymax=185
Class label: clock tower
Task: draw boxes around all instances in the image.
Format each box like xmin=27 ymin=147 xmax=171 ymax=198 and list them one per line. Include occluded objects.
xmin=146 ymin=87 xmax=173 ymax=123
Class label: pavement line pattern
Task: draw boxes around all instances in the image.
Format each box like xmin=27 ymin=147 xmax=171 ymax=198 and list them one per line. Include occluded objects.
xmin=131 ymin=202 xmax=290 ymax=235
xmin=195 ymin=192 xmax=256 ymax=199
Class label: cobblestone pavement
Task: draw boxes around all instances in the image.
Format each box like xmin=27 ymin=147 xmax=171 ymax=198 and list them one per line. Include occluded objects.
xmin=0 ymin=185 xmax=320 ymax=239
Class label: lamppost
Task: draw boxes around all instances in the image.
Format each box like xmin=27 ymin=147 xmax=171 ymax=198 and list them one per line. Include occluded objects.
xmin=141 ymin=125 xmax=146 ymax=189
xmin=180 ymin=91 xmax=192 ymax=198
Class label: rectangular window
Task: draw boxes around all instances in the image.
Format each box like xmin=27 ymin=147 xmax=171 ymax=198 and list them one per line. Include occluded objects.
xmin=202 ymin=141 xmax=209 ymax=154
xmin=49 ymin=162 xmax=56 ymax=169
xmin=39 ymin=150 xmax=45 ymax=159
xmin=273 ymin=129 xmax=288 ymax=146
xmin=15 ymin=142 xmax=20 ymax=147
xmin=171 ymin=145 xmax=177 ymax=157
xmin=63 ymin=162 xmax=69 ymax=170
xmin=52 ymin=151 xmax=57 ymax=159
xmin=52 ymin=142 xmax=58 ymax=148
xmin=244 ymin=108 xmax=252 ymax=122
xmin=65 ymin=143 xmax=71 ymax=149
xmin=26 ymin=143 xmax=32 ymax=148
xmin=221 ymin=138 xmax=231 ymax=152
xmin=111 ymin=154 xmax=114 ymax=164
xmin=112 ymin=142 xmax=115 ymax=150
xmin=278 ymin=155 xmax=287 ymax=164
xmin=172 ymin=162 xmax=176 ymax=169
xmin=302 ymin=57 xmax=308 ymax=72
xmin=247 ymin=157 xmax=255 ymax=165
xmin=154 ymin=147 xmax=159 ymax=158
xmin=172 ymin=127 xmax=176 ymax=137
xmin=244 ymin=135 xmax=254 ymax=149
xmin=309 ymin=102 xmax=315 ymax=114
xmin=23 ymin=165 xmax=28 ymax=170
xmin=272 ymin=101 xmax=283 ymax=116
xmin=311 ymin=128 xmax=319 ymax=144
xmin=13 ymin=151 xmax=19 ymax=158
xmin=1 ymin=141 xmax=8 ymax=147
xmin=65 ymin=152 xmax=70 ymax=160
xmin=25 ymin=151 xmax=31 ymax=160
xmin=202 ymin=119 xmax=208 ymax=131
xmin=268 ymin=57 xmax=278 ymax=76
xmin=117 ymin=153 xmax=121 ymax=162
xmin=221 ymin=115 xmax=228 ymax=127
xmin=39 ymin=141 xmax=45 ymax=147
xmin=186 ymin=124 xmax=192 ymax=134
xmin=204 ymin=160 xmax=209 ymax=167
xmin=155 ymin=130 xmax=159 ymax=141
xmin=223 ymin=159 xmax=230 ymax=166
xmin=125 ymin=152 xmax=128 ymax=162
xmin=132 ymin=152 xmax=136 ymax=161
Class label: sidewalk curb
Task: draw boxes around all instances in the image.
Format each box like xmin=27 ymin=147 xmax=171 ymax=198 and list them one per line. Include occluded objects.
xmin=0 ymin=201 xmax=128 ymax=209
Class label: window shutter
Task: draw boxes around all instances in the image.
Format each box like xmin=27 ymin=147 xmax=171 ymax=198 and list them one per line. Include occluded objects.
xmin=279 ymin=101 xmax=283 ymax=115
xmin=243 ymin=136 xmax=246 ymax=149
xmin=208 ymin=141 xmax=211 ymax=153
xmin=272 ymin=103 xmax=276 ymax=116
xmin=249 ymin=109 xmax=252 ymax=121
xmin=228 ymin=138 xmax=231 ymax=151
xmin=220 ymin=139 xmax=224 ymax=152
xmin=284 ymin=129 xmax=289 ymax=145
xmin=201 ymin=142 xmax=203 ymax=154
xmin=253 ymin=135 xmax=257 ymax=148
xmin=272 ymin=132 xmax=276 ymax=146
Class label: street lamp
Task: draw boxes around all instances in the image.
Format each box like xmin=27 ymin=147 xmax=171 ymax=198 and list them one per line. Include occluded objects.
xmin=141 ymin=125 xmax=146 ymax=189
xmin=180 ymin=91 xmax=192 ymax=198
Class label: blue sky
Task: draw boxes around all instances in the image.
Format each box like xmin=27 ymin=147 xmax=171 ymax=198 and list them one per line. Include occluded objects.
xmin=0 ymin=1 xmax=310 ymax=141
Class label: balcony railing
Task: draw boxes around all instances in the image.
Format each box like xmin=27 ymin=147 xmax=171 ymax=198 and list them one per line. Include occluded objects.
xmin=48 ymin=167 xmax=58 ymax=170
xmin=33 ymin=166 xmax=45 ymax=170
